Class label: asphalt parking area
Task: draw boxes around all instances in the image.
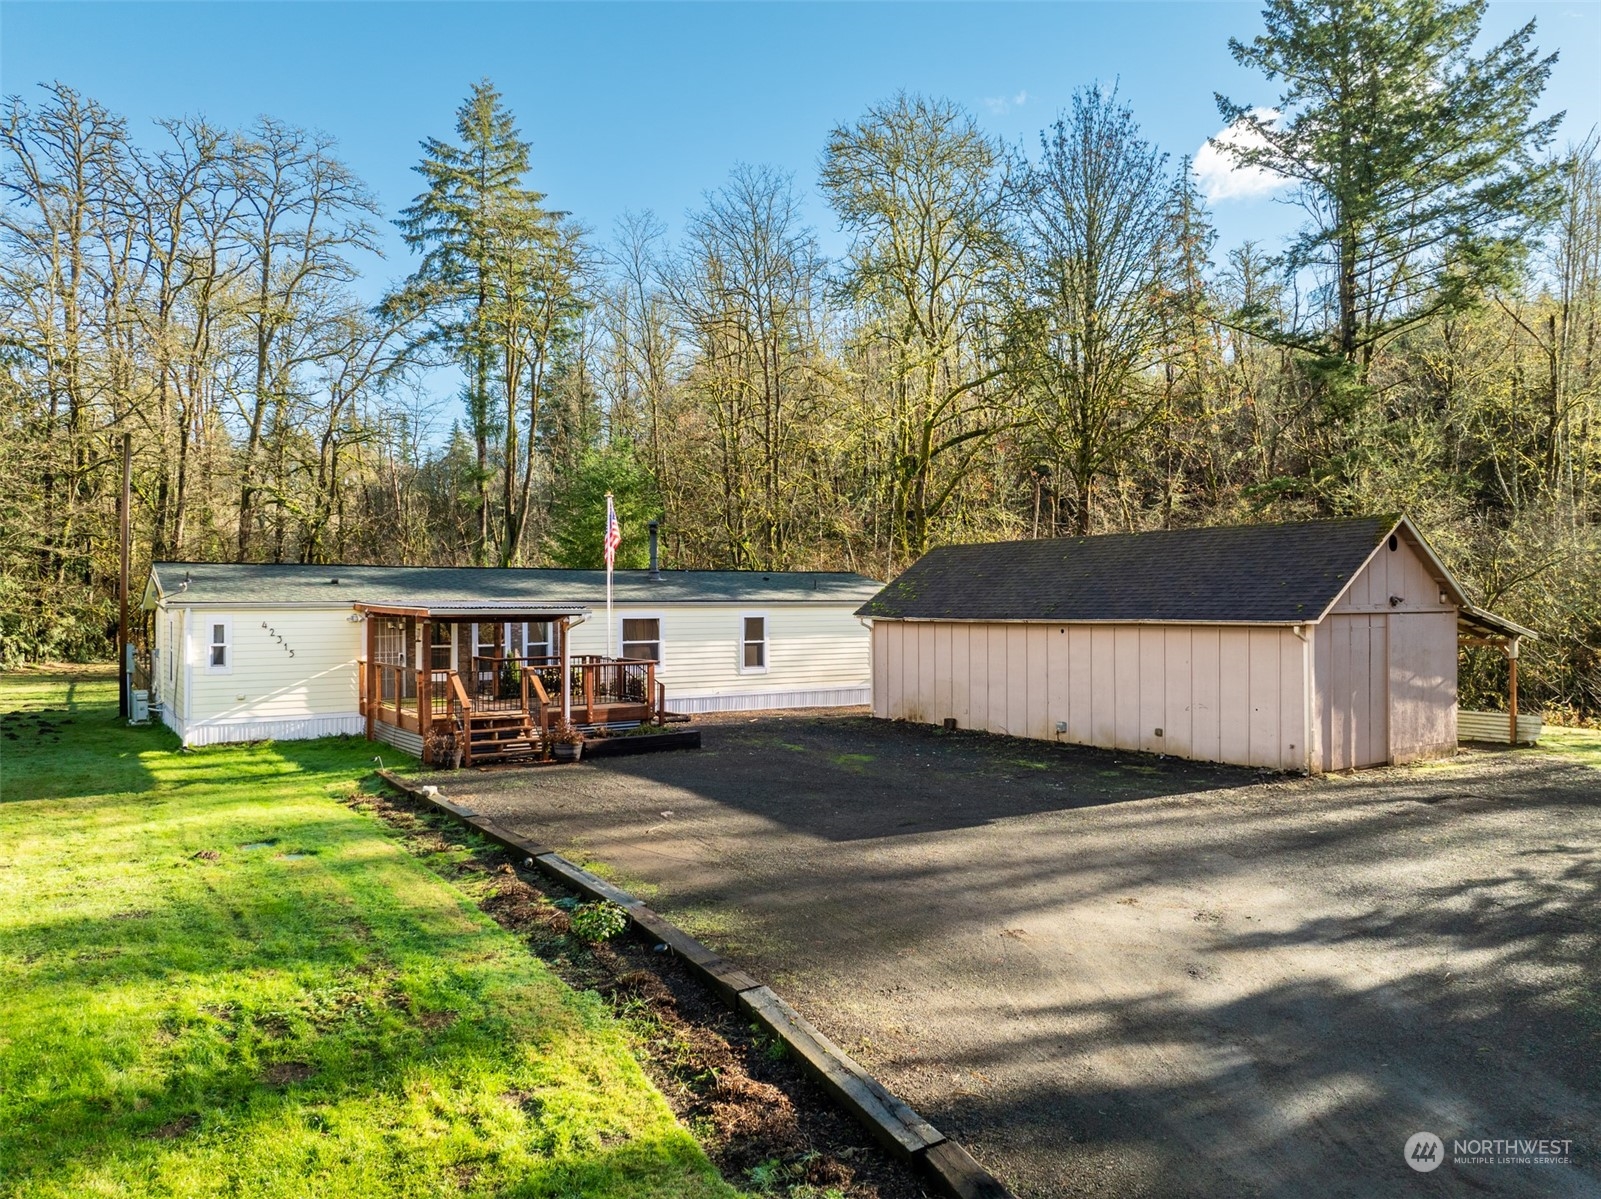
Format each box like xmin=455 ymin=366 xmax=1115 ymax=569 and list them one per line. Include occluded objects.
xmin=420 ymin=712 xmax=1601 ymax=1198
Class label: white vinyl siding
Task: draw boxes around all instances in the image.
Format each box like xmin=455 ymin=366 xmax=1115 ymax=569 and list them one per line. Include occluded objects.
xmin=573 ymin=604 xmax=870 ymax=703
xmin=180 ymin=606 xmax=363 ymax=742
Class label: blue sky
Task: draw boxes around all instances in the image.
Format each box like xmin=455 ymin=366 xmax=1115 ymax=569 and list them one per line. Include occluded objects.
xmin=5 ymin=1 xmax=1596 ymax=307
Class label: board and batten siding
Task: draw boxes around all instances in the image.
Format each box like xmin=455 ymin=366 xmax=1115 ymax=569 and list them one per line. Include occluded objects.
xmin=1310 ymin=533 xmax=1458 ymax=770
xmin=872 ymin=620 xmax=1311 ymax=771
xmin=175 ymin=606 xmax=363 ymax=745
xmin=567 ymin=603 xmax=871 ymax=711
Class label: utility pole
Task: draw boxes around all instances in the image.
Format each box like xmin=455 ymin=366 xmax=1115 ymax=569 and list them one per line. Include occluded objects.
xmin=119 ymin=432 xmax=131 ymax=719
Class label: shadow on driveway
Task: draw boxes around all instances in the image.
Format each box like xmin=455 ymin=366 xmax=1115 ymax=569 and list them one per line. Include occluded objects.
xmin=595 ymin=713 xmax=1263 ymax=841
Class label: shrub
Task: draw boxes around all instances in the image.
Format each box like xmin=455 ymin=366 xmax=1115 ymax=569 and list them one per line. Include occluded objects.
xmin=569 ymin=900 xmax=629 ymax=942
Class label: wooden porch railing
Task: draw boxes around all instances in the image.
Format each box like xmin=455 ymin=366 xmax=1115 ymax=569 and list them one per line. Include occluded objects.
xmin=362 ymin=653 xmax=665 ymax=766
xmin=466 ymin=654 xmax=659 ymax=726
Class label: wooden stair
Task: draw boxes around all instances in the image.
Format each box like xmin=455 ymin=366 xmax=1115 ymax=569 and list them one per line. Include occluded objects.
xmin=463 ymin=711 xmax=542 ymax=765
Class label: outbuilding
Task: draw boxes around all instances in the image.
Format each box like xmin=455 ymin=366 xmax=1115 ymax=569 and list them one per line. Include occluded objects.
xmin=856 ymin=516 xmax=1532 ymax=772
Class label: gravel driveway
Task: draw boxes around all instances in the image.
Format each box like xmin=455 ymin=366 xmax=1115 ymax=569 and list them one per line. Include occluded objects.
xmin=416 ymin=712 xmax=1600 ymax=1198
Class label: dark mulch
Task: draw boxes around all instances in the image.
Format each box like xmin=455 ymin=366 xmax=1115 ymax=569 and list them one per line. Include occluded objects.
xmin=345 ymin=784 xmax=932 ymax=1199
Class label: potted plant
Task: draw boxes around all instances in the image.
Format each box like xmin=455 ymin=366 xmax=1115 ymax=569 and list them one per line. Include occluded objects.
xmin=550 ymin=719 xmax=585 ymax=763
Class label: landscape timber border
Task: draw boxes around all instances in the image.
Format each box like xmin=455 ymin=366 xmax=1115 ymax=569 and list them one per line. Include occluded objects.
xmin=375 ymin=768 xmax=1015 ymax=1199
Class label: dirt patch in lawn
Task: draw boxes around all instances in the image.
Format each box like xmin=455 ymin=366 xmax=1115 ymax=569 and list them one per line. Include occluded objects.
xmin=263 ymin=1061 xmax=315 ymax=1087
xmin=345 ymin=784 xmax=928 ymax=1199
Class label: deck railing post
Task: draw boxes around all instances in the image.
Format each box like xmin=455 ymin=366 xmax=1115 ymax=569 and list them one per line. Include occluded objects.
xmin=417 ymin=668 xmax=429 ymax=751
xmin=646 ymin=662 xmax=655 ymax=720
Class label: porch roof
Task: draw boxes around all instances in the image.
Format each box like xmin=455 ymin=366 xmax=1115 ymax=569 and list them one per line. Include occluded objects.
xmin=357 ymin=602 xmax=590 ymax=620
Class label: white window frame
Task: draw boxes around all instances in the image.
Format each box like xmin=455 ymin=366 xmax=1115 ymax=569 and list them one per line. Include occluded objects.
xmin=520 ymin=620 xmax=554 ymax=661
xmin=618 ymin=612 xmax=664 ymax=666
xmin=738 ymin=612 xmax=770 ymax=674
xmin=205 ymin=615 xmax=233 ymax=675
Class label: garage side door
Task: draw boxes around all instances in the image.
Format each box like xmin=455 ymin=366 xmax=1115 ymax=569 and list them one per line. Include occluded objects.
xmin=1321 ymin=614 xmax=1389 ymax=770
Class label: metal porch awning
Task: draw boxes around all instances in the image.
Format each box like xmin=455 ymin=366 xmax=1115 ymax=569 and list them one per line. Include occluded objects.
xmin=355 ymin=602 xmax=591 ymax=619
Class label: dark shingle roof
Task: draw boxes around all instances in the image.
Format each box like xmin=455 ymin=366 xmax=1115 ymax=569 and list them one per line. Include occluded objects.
xmin=149 ymin=562 xmax=882 ymax=608
xmin=856 ymin=517 xmax=1400 ymax=624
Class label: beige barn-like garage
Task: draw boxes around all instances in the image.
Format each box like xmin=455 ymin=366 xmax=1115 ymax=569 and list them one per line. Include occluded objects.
xmin=857 ymin=516 xmax=1532 ymax=773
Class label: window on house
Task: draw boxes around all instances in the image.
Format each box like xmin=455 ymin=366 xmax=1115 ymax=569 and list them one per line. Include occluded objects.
xmin=524 ymin=621 xmax=553 ymax=661
xmin=622 ymin=617 xmax=661 ymax=663
xmin=742 ymin=616 xmax=767 ymax=671
xmin=428 ymin=621 xmax=452 ymax=671
xmin=207 ymin=619 xmax=231 ymax=672
xmin=475 ymin=621 xmax=504 ymax=664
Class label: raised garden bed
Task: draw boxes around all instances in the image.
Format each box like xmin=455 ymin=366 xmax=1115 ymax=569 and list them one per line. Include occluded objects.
xmin=583 ymin=728 xmax=701 ymax=758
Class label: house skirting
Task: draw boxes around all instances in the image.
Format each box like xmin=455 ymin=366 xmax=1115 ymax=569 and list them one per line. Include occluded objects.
xmin=668 ymin=686 xmax=871 ymax=714
xmin=372 ymin=721 xmax=424 ymax=758
xmin=163 ymin=707 xmax=365 ymax=747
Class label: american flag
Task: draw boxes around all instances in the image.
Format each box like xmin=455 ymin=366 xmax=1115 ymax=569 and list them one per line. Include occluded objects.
xmin=603 ymin=494 xmax=621 ymax=569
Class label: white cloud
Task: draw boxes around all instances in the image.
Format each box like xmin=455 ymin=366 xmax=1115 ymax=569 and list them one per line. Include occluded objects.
xmin=983 ymin=90 xmax=1029 ymax=116
xmin=1193 ymin=108 xmax=1289 ymax=202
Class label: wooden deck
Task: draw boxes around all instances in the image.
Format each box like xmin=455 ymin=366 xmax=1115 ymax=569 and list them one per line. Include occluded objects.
xmin=362 ymin=654 xmax=666 ymax=767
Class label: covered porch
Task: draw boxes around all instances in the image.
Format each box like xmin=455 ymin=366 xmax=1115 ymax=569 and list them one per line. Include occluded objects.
xmin=1458 ymin=603 xmax=1541 ymax=745
xmin=356 ymin=603 xmax=666 ymax=766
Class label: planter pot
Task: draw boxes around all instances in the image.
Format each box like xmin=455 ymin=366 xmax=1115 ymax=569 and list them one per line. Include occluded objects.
xmin=552 ymin=741 xmax=583 ymax=763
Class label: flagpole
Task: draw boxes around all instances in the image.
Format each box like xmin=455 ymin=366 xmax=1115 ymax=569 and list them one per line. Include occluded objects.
xmin=605 ymin=492 xmax=615 ymax=659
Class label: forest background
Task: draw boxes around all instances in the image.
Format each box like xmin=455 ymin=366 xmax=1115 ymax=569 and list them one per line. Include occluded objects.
xmin=3 ymin=0 xmax=1598 ymax=717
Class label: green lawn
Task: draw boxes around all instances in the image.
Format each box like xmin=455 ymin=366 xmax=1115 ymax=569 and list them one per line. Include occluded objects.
xmin=1540 ymin=724 xmax=1601 ymax=769
xmin=0 ymin=669 xmax=737 ymax=1199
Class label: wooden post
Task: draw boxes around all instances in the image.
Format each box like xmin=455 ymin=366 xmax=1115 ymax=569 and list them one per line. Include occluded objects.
xmin=364 ymin=614 xmax=376 ymax=740
xmin=584 ymin=662 xmax=594 ymax=724
xmin=417 ymin=667 xmax=430 ymax=751
xmin=646 ymin=662 xmax=655 ymax=721
xmin=1508 ymin=639 xmax=1520 ymax=745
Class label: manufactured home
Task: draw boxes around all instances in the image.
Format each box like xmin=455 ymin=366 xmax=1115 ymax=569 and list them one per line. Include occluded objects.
xmin=143 ymin=556 xmax=880 ymax=763
xmin=858 ymin=516 xmax=1533 ymax=773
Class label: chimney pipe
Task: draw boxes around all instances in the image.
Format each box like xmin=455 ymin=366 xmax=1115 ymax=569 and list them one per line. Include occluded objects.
xmin=648 ymin=521 xmax=661 ymax=580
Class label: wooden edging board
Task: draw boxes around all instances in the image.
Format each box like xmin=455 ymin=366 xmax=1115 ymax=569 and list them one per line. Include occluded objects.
xmin=373 ymin=768 xmax=1015 ymax=1199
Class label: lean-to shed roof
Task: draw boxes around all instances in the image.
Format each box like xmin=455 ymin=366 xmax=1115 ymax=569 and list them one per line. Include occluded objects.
xmin=858 ymin=516 xmax=1407 ymax=624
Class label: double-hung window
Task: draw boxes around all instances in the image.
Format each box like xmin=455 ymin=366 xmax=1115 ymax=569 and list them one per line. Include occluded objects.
xmin=621 ymin=617 xmax=661 ymax=663
xmin=207 ymin=617 xmax=232 ymax=674
xmin=740 ymin=615 xmax=768 ymax=672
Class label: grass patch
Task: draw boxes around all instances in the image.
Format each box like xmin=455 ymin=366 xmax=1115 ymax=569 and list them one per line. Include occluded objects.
xmin=1539 ymin=725 xmax=1601 ymax=770
xmin=828 ymin=753 xmax=874 ymax=772
xmin=0 ymin=668 xmax=736 ymax=1199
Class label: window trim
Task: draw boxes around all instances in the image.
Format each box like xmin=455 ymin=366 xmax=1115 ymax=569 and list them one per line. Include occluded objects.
xmin=738 ymin=611 xmax=770 ymax=674
xmin=617 ymin=611 xmax=664 ymax=667
xmin=205 ymin=615 xmax=233 ymax=675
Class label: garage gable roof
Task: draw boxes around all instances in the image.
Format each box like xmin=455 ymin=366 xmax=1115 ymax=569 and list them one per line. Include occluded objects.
xmin=858 ymin=516 xmax=1410 ymax=624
